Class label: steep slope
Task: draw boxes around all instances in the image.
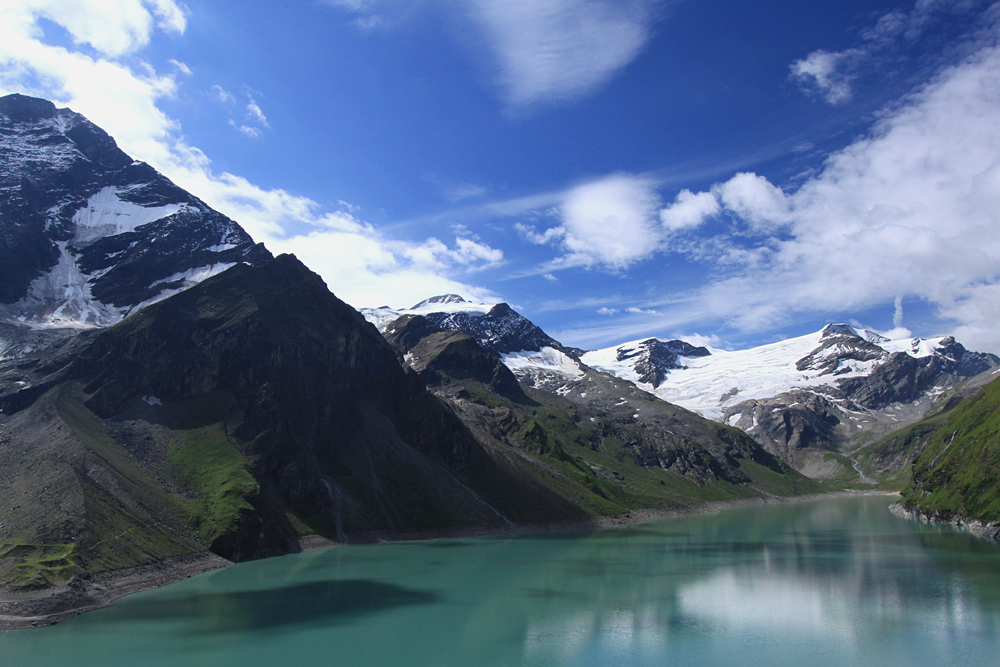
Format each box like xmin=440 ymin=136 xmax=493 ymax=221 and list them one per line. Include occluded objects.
xmin=896 ymin=373 xmax=1000 ymax=537
xmin=583 ymin=325 xmax=998 ymax=477
xmin=856 ymin=366 xmax=1000 ymax=485
xmin=0 ymin=93 xmax=270 ymax=329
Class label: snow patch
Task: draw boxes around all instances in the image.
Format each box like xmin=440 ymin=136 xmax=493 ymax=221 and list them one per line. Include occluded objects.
xmin=361 ymin=307 xmax=404 ymax=333
xmin=142 ymin=396 xmax=162 ymax=406
xmin=0 ymin=242 xmax=121 ymax=328
xmin=72 ymin=187 xmax=183 ymax=246
xmin=501 ymin=347 xmax=585 ymax=380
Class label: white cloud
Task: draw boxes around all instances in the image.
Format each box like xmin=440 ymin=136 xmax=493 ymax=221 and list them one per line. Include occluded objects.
xmin=789 ymin=49 xmax=857 ymax=104
xmin=554 ymin=174 xmax=663 ymax=269
xmin=0 ymin=0 xmax=503 ymax=311
xmin=712 ymin=172 xmax=790 ymax=231
xmin=597 ymin=307 xmax=617 ymax=316
xmin=660 ymin=188 xmax=720 ymax=231
xmin=668 ymin=37 xmax=1000 ymax=352
xmin=468 ymin=0 xmax=660 ymax=107
xmin=0 ymin=0 xmax=186 ymax=59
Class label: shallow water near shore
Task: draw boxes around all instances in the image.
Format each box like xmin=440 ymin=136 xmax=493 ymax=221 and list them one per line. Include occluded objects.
xmin=5 ymin=495 xmax=1000 ymax=666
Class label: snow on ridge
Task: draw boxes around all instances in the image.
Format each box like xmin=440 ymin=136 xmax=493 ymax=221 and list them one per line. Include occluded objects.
xmin=72 ymin=186 xmax=183 ymax=245
xmin=361 ymin=298 xmax=498 ymax=332
xmin=407 ymin=300 xmax=495 ymax=316
xmin=361 ymin=307 xmax=403 ymax=333
xmin=583 ymin=326 xmax=967 ymax=421
xmin=0 ymin=112 xmax=82 ymax=180
xmin=147 ymin=263 xmax=236 ymax=290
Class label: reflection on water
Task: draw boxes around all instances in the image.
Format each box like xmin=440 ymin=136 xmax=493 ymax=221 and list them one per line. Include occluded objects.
xmin=3 ymin=496 xmax=1000 ymax=666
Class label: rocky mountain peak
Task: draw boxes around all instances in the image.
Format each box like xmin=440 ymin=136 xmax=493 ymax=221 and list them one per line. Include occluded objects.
xmin=614 ymin=338 xmax=711 ymax=389
xmin=0 ymin=93 xmax=59 ymax=122
xmin=0 ymin=93 xmax=270 ymax=327
xmin=820 ymin=323 xmax=859 ymax=338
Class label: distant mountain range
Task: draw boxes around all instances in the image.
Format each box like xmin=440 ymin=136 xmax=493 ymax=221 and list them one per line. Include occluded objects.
xmin=365 ymin=297 xmax=999 ymax=481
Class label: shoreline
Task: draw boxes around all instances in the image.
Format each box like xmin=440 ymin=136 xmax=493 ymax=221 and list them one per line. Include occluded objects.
xmin=0 ymin=489 xmax=897 ymax=630
xmin=889 ymin=502 xmax=1000 ymax=542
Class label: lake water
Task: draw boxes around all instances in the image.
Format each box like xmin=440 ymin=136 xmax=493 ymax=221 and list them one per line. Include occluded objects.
xmin=4 ymin=495 xmax=1000 ymax=666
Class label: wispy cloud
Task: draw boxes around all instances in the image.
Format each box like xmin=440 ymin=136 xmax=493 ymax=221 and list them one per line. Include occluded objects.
xmin=322 ymin=0 xmax=664 ymax=107
xmin=210 ymin=84 xmax=235 ymax=105
xmin=0 ymin=0 xmax=504 ymax=309
xmin=468 ymin=0 xmax=662 ymax=107
xmin=790 ymin=0 xmax=990 ymax=104
xmin=212 ymin=88 xmax=270 ymax=138
xmin=246 ymin=97 xmax=269 ymax=127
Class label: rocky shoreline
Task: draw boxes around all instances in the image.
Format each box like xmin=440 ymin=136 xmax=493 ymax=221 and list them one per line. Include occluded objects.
xmin=889 ymin=502 xmax=1000 ymax=542
xmin=1 ymin=489 xmax=897 ymax=630
xmin=0 ymin=551 xmax=230 ymax=630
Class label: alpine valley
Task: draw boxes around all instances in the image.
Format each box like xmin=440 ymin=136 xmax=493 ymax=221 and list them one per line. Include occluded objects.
xmin=1 ymin=94 xmax=998 ymax=629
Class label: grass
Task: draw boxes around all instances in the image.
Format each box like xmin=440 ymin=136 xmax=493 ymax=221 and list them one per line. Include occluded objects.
xmin=899 ymin=376 xmax=1000 ymax=523
xmin=53 ymin=385 xmax=202 ymax=572
xmin=450 ymin=377 xmax=821 ymax=519
xmin=168 ymin=425 xmax=260 ymax=544
xmin=0 ymin=543 xmax=79 ymax=589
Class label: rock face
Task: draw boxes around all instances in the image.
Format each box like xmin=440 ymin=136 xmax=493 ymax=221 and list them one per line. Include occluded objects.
xmin=0 ymin=93 xmax=270 ymax=327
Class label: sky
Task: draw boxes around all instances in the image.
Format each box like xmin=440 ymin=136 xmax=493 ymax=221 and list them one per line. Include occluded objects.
xmin=2 ymin=0 xmax=1000 ymax=353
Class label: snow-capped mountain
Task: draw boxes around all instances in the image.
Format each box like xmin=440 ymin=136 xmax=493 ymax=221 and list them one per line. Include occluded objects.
xmin=369 ymin=295 xmax=998 ymax=478
xmin=583 ymin=324 xmax=999 ymax=475
xmin=0 ymin=93 xmax=270 ymax=331
xmin=363 ymin=295 xmax=586 ymax=390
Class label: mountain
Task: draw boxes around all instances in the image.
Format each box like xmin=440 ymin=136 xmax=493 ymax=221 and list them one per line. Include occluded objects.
xmin=582 ymin=324 xmax=998 ymax=478
xmin=381 ymin=313 xmax=817 ymax=508
xmin=855 ymin=365 xmax=1000 ymax=485
xmin=366 ymin=297 xmax=819 ymax=498
xmin=895 ymin=372 xmax=1000 ymax=539
xmin=0 ymin=93 xmax=271 ymax=331
xmin=0 ymin=256 xmax=601 ymax=609
xmin=364 ymin=296 xmax=585 ymax=392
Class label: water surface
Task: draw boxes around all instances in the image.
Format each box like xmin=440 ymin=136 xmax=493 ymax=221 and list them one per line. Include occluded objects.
xmin=4 ymin=495 xmax=1000 ymax=666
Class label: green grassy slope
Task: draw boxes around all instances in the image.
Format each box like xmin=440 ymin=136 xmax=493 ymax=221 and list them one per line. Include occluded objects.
xmin=898 ymin=376 xmax=1000 ymax=523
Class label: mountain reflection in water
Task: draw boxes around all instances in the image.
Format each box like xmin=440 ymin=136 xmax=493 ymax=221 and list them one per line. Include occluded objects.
xmin=4 ymin=496 xmax=999 ymax=667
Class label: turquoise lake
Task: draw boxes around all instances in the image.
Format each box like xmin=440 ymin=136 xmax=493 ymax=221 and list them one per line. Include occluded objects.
xmin=4 ymin=495 xmax=1000 ymax=666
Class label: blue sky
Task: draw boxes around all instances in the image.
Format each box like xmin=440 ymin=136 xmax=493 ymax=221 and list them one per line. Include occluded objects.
xmin=2 ymin=0 xmax=1000 ymax=353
